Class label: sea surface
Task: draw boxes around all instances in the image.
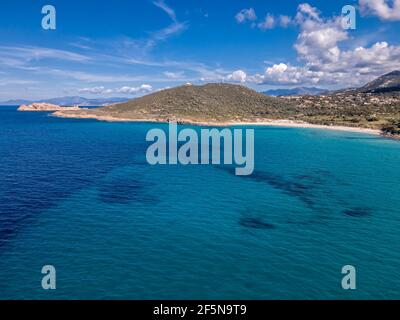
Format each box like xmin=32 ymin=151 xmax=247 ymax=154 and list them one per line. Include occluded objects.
xmin=0 ymin=105 xmax=400 ymax=300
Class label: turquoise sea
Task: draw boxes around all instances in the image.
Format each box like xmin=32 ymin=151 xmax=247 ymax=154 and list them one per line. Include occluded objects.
xmin=0 ymin=105 xmax=400 ymax=299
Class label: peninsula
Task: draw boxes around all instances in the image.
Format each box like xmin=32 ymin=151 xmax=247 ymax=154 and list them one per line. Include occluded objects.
xmin=18 ymin=103 xmax=82 ymax=112
xmin=48 ymin=72 xmax=400 ymax=137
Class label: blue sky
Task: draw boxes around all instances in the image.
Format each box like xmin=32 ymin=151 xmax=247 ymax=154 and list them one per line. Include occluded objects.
xmin=0 ymin=0 xmax=399 ymax=100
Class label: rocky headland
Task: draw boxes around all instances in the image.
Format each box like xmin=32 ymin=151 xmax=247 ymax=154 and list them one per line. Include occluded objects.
xmin=49 ymin=71 xmax=400 ymax=137
xmin=18 ymin=103 xmax=82 ymax=112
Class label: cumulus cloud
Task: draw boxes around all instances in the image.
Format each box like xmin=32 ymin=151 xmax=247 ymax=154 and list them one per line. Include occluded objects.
xmin=235 ymin=8 xmax=257 ymax=23
xmin=294 ymin=19 xmax=348 ymax=65
xmin=258 ymin=14 xmax=276 ymax=30
xmin=116 ymin=84 xmax=153 ymax=94
xmin=279 ymin=15 xmax=293 ymax=27
xmin=292 ymin=4 xmax=400 ymax=77
xmin=246 ymin=4 xmax=350 ymax=85
xmin=232 ymin=2 xmax=400 ymax=87
xmin=359 ymin=0 xmax=400 ymax=21
xmin=232 ymin=3 xmax=400 ymax=87
xmin=334 ymin=42 xmax=400 ymax=74
xmin=226 ymin=70 xmax=247 ymax=83
xmin=257 ymin=42 xmax=400 ymax=87
xmin=256 ymin=14 xmax=294 ymax=30
xmin=236 ymin=9 xmax=293 ymax=31
xmin=252 ymin=63 xmax=325 ymax=85
xmin=296 ymin=3 xmax=322 ymax=22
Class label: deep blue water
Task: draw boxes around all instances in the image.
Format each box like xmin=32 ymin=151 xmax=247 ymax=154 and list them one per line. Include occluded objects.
xmin=1 ymin=106 xmax=400 ymax=299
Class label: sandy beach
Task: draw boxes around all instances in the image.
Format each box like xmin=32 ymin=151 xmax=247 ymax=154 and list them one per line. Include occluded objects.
xmin=52 ymin=111 xmax=383 ymax=136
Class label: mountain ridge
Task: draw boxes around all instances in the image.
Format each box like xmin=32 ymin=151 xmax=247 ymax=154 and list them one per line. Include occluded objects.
xmin=262 ymin=87 xmax=328 ymax=96
xmin=262 ymin=70 xmax=400 ymax=96
xmin=358 ymin=70 xmax=400 ymax=94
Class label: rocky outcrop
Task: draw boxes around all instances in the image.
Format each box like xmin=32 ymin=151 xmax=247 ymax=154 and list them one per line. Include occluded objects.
xmin=18 ymin=103 xmax=81 ymax=112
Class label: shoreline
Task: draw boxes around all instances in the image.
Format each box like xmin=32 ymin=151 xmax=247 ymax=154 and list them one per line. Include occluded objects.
xmin=52 ymin=111 xmax=384 ymax=136
xmin=233 ymin=120 xmax=382 ymax=135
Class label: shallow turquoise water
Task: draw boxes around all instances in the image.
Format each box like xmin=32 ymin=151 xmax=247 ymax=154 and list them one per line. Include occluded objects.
xmin=0 ymin=106 xmax=400 ymax=299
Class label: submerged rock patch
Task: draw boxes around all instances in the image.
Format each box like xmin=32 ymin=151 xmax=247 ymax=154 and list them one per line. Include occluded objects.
xmin=343 ymin=207 xmax=372 ymax=217
xmin=98 ymin=175 xmax=156 ymax=205
xmin=239 ymin=217 xmax=275 ymax=230
xmin=218 ymin=166 xmax=317 ymax=208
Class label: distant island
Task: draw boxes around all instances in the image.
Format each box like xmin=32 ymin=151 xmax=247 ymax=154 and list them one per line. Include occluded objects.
xmin=19 ymin=71 xmax=400 ymax=138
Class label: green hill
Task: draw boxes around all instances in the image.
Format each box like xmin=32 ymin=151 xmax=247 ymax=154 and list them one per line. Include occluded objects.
xmin=56 ymin=83 xmax=301 ymax=123
xmin=53 ymin=79 xmax=400 ymax=136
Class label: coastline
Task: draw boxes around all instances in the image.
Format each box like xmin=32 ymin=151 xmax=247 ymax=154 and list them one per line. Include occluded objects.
xmin=52 ymin=111 xmax=383 ymax=136
xmin=233 ymin=120 xmax=382 ymax=135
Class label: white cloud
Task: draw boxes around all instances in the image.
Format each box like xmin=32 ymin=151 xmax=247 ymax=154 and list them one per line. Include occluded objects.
xmin=258 ymin=14 xmax=276 ymax=30
xmin=144 ymin=0 xmax=187 ymax=49
xmin=116 ymin=84 xmax=153 ymax=94
xmin=164 ymin=71 xmax=185 ymax=79
xmin=0 ymin=45 xmax=90 ymax=70
xmin=335 ymin=42 xmax=400 ymax=73
xmin=279 ymin=15 xmax=293 ymax=27
xmin=0 ymin=79 xmax=37 ymax=86
xmin=292 ymin=4 xmax=400 ymax=77
xmin=294 ymin=3 xmax=347 ymax=58
xmin=359 ymin=0 xmax=400 ymax=21
xmin=253 ymin=63 xmax=323 ymax=85
xmin=294 ymin=22 xmax=348 ymax=65
xmin=156 ymin=86 xmax=171 ymax=92
xmin=236 ymin=11 xmax=292 ymax=30
xmin=10 ymin=46 xmax=90 ymax=62
xmin=296 ymin=3 xmax=322 ymax=22
xmin=233 ymin=3 xmax=400 ymax=87
xmin=78 ymin=84 xmax=153 ymax=95
xmin=197 ymin=67 xmax=229 ymax=82
xmin=235 ymin=8 xmax=257 ymax=23
xmin=153 ymin=0 xmax=177 ymax=22
xmin=79 ymin=86 xmax=109 ymax=94
xmin=148 ymin=22 xmax=187 ymax=44
xmin=47 ymin=69 xmax=148 ymax=82
xmin=226 ymin=70 xmax=247 ymax=83
xmin=266 ymin=63 xmax=288 ymax=74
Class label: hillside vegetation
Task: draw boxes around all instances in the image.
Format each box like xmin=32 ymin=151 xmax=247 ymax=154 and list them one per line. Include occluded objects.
xmin=52 ymin=72 xmax=400 ymax=136
xmin=61 ymin=83 xmax=303 ymax=122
